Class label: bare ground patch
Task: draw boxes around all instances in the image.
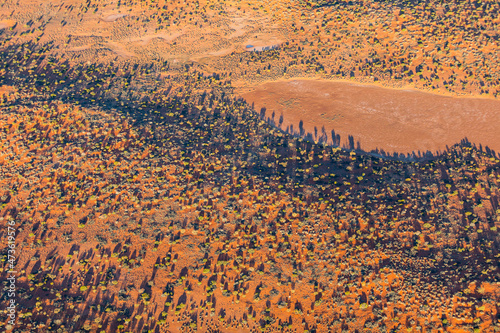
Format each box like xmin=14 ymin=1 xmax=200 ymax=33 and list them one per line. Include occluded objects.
xmin=237 ymin=79 xmax=500 ymax=155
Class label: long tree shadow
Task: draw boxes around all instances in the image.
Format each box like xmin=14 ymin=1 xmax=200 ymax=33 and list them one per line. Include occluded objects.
xmin=258 ymin=107 xmax=499 ymax=163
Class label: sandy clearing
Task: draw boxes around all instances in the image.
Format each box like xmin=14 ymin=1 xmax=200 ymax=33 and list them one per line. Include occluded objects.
xmin=0 ymin=19 xmax=16 ymax=29
xmin=106 ymin=41 xmax=135 ymax=58
xmin=190 ymin=47 xmax=236 ymax=62
xmin=237 ymin=79 xmax=500 ymax=155
xmin=102 ymin=13 xmax=128 ymax=22
xmin=124 ymin=32 xmax=184 ymax=44
xmin=66 ymin=45 xmax=91 ymax=52
xmin=228 ymin=17 xmax=252 ymax=38
xmin=207 ymin=47 xmax=235 ymax=56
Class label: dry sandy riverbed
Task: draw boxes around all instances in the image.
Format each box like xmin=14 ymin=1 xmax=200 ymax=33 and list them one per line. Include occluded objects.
xmin=237 ymin=79 xmax=500 ymax=156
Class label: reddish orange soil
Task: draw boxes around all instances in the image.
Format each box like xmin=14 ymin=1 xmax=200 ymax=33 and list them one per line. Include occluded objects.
xmin=0 ymin=0 xmax=499 ymax=332
xmin=237 ymin=79 xmax=500 ymax=155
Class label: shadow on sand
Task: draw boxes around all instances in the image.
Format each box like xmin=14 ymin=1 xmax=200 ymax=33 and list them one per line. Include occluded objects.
xmin=257 ymin=106 xmax=499 ymax=162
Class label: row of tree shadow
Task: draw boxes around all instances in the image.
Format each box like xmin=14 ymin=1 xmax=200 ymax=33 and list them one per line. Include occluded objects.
xmin=258 ymin=106 xmax=499 ymax=162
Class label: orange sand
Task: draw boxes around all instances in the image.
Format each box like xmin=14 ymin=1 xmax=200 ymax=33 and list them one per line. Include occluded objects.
xmin=237 ymin=79 xmax=500 ymax=155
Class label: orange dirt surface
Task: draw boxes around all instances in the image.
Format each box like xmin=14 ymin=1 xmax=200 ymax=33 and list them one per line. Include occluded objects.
xmin=237 ymin=79 xmax=500 ymax=155
xmin=0 ymin=0 xmax=499 ymax=332
xmin=101 ymin=13 xmax=129 ymax=22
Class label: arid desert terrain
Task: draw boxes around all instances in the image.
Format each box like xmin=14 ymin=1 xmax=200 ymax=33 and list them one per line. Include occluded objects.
xmin=0 ymin=0 xmax=499 ymax=332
